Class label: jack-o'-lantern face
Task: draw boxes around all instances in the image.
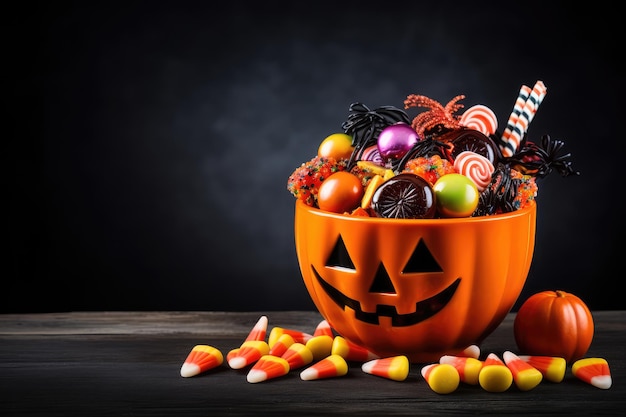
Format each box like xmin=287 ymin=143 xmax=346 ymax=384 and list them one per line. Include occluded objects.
xmin=312 ymin=236 xmax=461 ymax=327
xmin=294 ymin=200 xmax=536 ymax=363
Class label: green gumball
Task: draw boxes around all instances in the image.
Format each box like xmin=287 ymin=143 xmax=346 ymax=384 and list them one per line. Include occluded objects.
xmin=433 ymin=173 xmax=479 ymax=217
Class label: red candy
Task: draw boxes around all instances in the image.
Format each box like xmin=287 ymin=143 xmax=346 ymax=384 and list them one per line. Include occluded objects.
xmin=287 ymin=156 xmax=347 ymax=207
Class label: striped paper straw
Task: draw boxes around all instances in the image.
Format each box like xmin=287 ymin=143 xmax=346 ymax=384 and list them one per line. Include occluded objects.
xmin=501 ymin=85 xmax=531 ymax=143
xmin=525 ymin=81 xmax=547 ymax=126
xmin=501 ymin=81 xmax=547 ymax=157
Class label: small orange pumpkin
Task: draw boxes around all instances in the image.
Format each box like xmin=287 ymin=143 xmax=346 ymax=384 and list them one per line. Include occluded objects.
xmin=514 ymin=290 xmax=594 ymax=363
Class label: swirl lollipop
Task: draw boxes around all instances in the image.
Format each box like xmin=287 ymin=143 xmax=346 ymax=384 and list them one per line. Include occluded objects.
xmin=454 ymin=151 xmax=495 ymax=192
xmin=459 ymin=104 xmax=498 ymax=136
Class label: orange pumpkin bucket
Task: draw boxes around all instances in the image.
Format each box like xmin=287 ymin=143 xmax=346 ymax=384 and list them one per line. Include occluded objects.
xmin=294 ymin=199 xmax=537 ymax=363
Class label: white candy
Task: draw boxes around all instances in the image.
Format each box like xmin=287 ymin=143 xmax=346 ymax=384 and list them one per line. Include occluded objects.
xmin=454 ymin=151 xmax=494 ymax=192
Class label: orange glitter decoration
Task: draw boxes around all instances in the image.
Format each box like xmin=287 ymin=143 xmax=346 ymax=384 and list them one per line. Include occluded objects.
xmin=511 ymin=169 xmax=537 ymax=209
xmin=404 ymin=94 xmax=465 ymax=137
xmin=349 ymin=164 xmax=378 ymax=188
xmin=287 ymin=156 xmax=347 ymax=206
xmin=403 ymin=155 xmax=455 ymax=185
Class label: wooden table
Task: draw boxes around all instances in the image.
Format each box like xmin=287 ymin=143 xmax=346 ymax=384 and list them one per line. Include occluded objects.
xmin=1 ymin=311 xmax=623 ymax=416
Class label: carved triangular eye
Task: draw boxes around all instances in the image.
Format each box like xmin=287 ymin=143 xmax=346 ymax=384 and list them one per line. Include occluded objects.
xmin=326 ymin=236 xmax=355 ymax=270
xmin=402 ymin=239 xmax=443 ymax=273
xmin=369 ymin=263 xmax=396 ymax=294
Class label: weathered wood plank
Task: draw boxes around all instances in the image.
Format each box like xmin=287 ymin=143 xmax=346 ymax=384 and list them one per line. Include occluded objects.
xmin=0 ymin=311 xmax=323 ymax=336
xmin=0 ymin=311 xmax=624 ymax=416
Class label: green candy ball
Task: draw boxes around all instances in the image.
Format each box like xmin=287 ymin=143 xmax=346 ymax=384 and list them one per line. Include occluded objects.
xmin=433 ymin=173 xmax=479 ymax=217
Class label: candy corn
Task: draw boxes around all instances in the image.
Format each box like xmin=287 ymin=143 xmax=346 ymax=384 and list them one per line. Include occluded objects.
xmin=227 ymin=340 xmax=269 ymax=369
xmin=244 ymin=315 xmax=268 ymax=342
xmin=281 ymin=342 xmax=314 ymax=370
xmin=421 ymin=363 xmax=460 ymax=394
xmin=361 ymin=355 xmax=409 ymax=382
xmin=268 ymin=327 xmax=313 ymax=348
xmin=572 ymin=357 xmax=612 ymax=389
xmin=518 ymin=355 xmax=566 ymax=383
xmin=306 ymin=335 xmax=334 ymax=361
xmin=180 ymin=345 xmax=223 ymax=378
xmin=313 ymin=319 xmax=334 ymax=338
xmin=268 ymin=333 xmax=295 ymax=357
xmin=300 ymin=354 xmax=348 ymax=381
xmin=246 ymin=355 xmax=290 ymax=383
xmin=226 ymin=347 xmax=240 ymax=362
xmin=503 ymin=351 xmax=543 ymax=391
xmin=478 ymin=353 xmax=513 ymax=392
xmin=439 ymin=355 xmax=483 ymax=385
xmin=459 ymin=344 xmax=480 ymax=359
xmin=331 ymin=336 xmax=379 ymax=362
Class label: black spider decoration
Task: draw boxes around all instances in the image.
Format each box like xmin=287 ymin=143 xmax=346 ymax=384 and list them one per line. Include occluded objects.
xmin=507 ymin=134 xmax=580 ymax=178
xmin=474 ymin=163 xmax=520 ymax=216
xmin=341 ymin=102 xmax=410 ymax=170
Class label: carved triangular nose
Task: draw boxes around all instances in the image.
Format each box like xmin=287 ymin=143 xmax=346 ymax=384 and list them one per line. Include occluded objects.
xmin=369 ymin=263 xmax=396 ymax=294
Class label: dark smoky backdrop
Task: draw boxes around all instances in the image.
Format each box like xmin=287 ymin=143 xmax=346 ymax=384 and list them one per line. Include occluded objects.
xmin=7 ymin=1 xmax=620 ymax=313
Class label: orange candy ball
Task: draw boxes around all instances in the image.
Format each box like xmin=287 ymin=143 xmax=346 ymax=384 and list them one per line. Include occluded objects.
xmin=317 ymin=171 xmax=364 ymax=214
xmin=317 ymin=133 xmax=354 ymax=160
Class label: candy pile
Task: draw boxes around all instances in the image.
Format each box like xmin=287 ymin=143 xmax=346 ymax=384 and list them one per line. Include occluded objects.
xmin=287 ymin=81 xmax=579 ymax=218
xmin=180 ymin=315 xmax=612 ymax=392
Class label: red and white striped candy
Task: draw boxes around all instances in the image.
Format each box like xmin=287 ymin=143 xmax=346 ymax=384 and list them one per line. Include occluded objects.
xmin=501 ymin=85 xmax=532 ymax=145
xmin=500 ymin=81 xmax=547 ymax=157
xmin=454 ymin=151 xmax=494 ymax=192
xmin=361 ymin=145 xmax=385 ymax=166
xmin=459 ymin=105 xmax=498 ymax=136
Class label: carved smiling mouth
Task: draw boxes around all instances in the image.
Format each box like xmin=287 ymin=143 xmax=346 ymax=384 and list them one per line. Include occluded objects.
xmin=312 ymin=266 xmax=460 ymax=327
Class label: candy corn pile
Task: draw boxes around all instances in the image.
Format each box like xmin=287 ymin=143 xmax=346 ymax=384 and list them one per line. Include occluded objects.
xmin=180 ymin=315 xmax=612 ymax=392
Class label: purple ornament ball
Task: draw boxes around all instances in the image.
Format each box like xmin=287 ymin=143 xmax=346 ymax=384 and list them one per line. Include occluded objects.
xmin=377 ymin=123 xmax=419 ymax=160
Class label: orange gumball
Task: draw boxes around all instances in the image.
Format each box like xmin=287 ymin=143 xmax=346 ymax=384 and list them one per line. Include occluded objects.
xmin=317 ymin=171 xmax=364 ymax=214
xmin=514 ymin=290 xmax=594 ymax=364
xmin=318 ymin=133 xmax=354 ymax=160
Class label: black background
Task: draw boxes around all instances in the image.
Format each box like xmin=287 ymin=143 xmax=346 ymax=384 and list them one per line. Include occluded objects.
xmin=7 ymin=1 xmax=621 ymax=313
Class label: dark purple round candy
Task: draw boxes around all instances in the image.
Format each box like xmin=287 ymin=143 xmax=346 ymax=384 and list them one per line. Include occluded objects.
xmin=371 ymin=173 xmax=436 ymax=219
xmin=377 ymin=123 xmax=419 ymax=160
xmin=440 ymin=129 xmax=501 ymax=165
